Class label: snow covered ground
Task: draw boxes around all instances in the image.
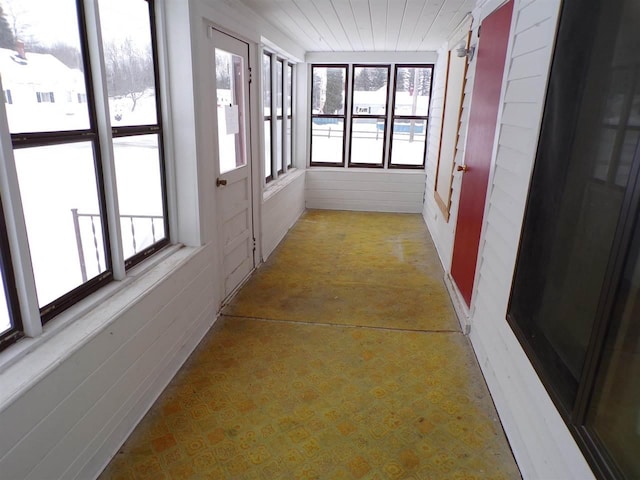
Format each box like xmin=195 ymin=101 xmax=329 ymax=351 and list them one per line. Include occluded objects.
xmin=312 ymin=120 xmax=427 ymax=165
xmin=0 ymin=93 xmax=164 ymax=335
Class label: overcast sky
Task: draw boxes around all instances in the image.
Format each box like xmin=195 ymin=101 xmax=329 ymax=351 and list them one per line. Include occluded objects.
xmin=1 ymin=0 xmax=150 ymax=48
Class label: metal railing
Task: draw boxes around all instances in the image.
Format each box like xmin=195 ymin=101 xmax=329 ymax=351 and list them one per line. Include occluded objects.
xmin=71 ymin=209 xmax=163 ymax=282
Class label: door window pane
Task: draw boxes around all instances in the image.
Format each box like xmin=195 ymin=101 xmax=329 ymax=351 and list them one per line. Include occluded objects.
xmin=350 ymin=118 xmax=384 ymax=165
xmin=113 ymin=135 xmax=166 ymax=261
xmin=389 ymin=120 xmax=427 ymax=166
xmin=99 ymin=0 xmax=157 ymax=126
xmin=0 ymin=0 xmax=90 ymax=133
xmin=394 ymin=67 xmax=432 ymax=116
xmin=216 ymin=48 xmax=246 ymax=174
xmin=14 ymin=143 xmax=107 ymax=307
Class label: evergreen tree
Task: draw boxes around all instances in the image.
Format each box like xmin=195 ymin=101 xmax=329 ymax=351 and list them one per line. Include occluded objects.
xmin=0 ymin=6 xmax=15 ymax=49
xmin=324 ymin=68 xmax=344 ymax=114
xmin=354 ymin=68 xmax=372 ymax=91
xmin=312 ymin=72 xmax=322 ymax=111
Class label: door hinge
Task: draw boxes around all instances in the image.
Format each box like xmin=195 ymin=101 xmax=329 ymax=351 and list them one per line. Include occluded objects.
xmin=252 ymin=237 xmax=256 ymax=251
xmin=248 ymin=67 xmax=252 ymax=84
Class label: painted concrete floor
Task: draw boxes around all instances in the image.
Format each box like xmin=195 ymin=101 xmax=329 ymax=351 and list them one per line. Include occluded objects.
xmin=99 ymin=210 xmax=520 ymax=480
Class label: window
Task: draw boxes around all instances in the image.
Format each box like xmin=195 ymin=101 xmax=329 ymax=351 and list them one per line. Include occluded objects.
xmin=389 ymin=65 xmax=432 ymax=168
xmin=287 ymin=63 xmax=293 ymax=168
xmin=309 ymin=63 xmax=433 ymax=169
xmin=99 ymin=0 xmax=168 ymax=267
xmin=35 ymin=91 xmax=55 ymax=103
xmin=0 ymin=197 xmax=23 ymax=350
xmin=276 ymin=59 xmax=284 ymax=174
xmin=310 ymin=65 xmax=347 ymax=166
xmin=0 ymin=0 xmax=168 ymax=342
xmin=349 ymin=65 xmax=390 ymax=167
xmin=263 ymin=53 xmax=272 ymax=182
xmin=508 ymin=0 xmax=640 ymax=477
xmin=263 ymin=51 xmax=295 ymax=183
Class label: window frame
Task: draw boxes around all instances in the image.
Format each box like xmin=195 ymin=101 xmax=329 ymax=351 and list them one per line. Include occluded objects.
xmin=388 ymin=64 xmax=433 ymax=170
xmin=263 ymin=52 xmax=273 ymax=183
xmin=109 ymin=0 xmax=170 ymax=271
xmin=348 ymin=64 xmax=391 ymax=168
xmin=0 ymin=196 xmax=24 ymax=351
xmin=10 ymin=0 xmax=113 ymax=323
xmin=287 ymin=62 xmax=294 ymax=169
xmin=264 ymin=51 xmax=295 ymax=184
xmin=309 ymin=63 xmax=349 ymax=167
xmin=0 ymin=0 xmax=170 ymax=343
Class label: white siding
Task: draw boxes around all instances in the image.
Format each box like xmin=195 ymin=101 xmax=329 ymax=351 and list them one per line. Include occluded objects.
xmin=0 ymin=247 xmax=217 ymax=480
xmin=0 ymin=0 xmax=308 ymax=478
xmin=262 ymin=170 xmax=306 ymax=260
xmin=423 ymin=31 xmax=477 ymax=270
xmin=467 ymin=1 xmax=595 ymax=478
xmin=306 ymin=169 xmax=426 ymax=213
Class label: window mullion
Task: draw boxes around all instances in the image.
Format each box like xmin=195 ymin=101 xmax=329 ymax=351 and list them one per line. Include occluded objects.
xmin=0 ymin=82 xmax=42 ymax=337
xmin=82 ymin=0 xmax=126 ymax=280
xmin=344 ymin=65 xmax=353 ymax=169
xmin=384 ymin=64 xmax=397 ymax=169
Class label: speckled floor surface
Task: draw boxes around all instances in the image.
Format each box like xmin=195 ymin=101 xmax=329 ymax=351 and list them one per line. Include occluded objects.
xmin=99 ymin=210 xmax=520 ymax=480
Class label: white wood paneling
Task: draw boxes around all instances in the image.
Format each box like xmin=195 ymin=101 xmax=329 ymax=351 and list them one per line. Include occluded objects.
xmin=0 ymin=247 xmax=218 ymax=480
xmin=234 ymin=0 xmax=481 ymax=52
xmin=464 ymin=0 xmax=596 ymax=478
xmin=262 ymin=171 xmax=306 ymax=259
xmin=306 ymin=169 xmax=426 ymax=213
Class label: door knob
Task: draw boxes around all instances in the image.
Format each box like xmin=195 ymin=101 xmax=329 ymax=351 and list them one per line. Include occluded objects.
xmin=456 ymin=164 xmax=468 ymax=173
xmin=216 ymin=178 xmax=227 ymax=187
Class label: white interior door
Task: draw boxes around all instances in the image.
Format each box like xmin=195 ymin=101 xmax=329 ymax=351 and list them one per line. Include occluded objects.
xmin=211 ymin=28 xmax=255 ymax=301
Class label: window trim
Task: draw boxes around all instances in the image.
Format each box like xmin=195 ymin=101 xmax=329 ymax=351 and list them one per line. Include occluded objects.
xmin=388 ymin=64 xmax=433 ymax=170
xmin=309 ymin=63 xmax=349 ymax=167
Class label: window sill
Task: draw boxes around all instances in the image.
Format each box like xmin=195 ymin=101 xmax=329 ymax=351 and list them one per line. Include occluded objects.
xmin=263 ymin=168 xmax=305 ymax=202
xmin=0 ymin=244 xmax=202 ymax=410
xmin=307 ymin=166 xmax=426 ymax=174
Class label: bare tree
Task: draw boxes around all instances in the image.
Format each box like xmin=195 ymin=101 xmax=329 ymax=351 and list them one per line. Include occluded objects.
xmin=2 ymin=0 xmax=34 ymax=47
xmin=104 ymin=37 xmax=154 ymax=112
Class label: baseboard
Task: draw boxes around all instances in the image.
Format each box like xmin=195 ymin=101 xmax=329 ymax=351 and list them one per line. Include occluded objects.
xmin=444 ymin=273 xmax=471 ymax=334
xmin=71 ymin=305 xmax=218 ymax=480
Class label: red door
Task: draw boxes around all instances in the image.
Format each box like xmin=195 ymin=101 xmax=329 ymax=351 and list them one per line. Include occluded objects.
xmin=450 ymin=0 xmax=514 ymax=306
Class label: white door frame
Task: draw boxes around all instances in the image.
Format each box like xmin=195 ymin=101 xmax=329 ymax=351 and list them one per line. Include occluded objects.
xmin=207 ymin=24 xmax=262 ymax=305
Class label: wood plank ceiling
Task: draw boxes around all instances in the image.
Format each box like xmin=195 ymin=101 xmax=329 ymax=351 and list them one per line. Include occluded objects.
xmin=234 ymin=0 xmax=476 ymax=52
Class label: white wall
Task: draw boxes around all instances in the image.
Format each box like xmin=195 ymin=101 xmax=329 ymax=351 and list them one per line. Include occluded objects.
xmin=428 ymin=0 xmax=597 ymax=478
xmin=0 ymin=0 xmax=309 ymax=478
xmin=306 ymin=169 xmax=426 ymax=213
xmin=262 ymin=170 xmax=306 ymax=260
